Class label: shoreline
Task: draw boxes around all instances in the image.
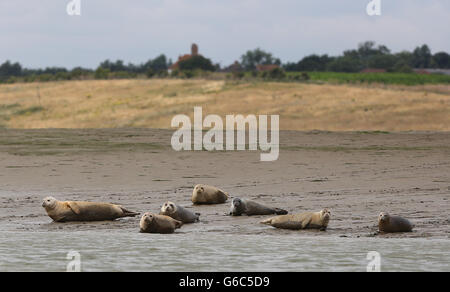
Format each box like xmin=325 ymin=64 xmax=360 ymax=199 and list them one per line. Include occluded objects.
xmin=0 ymin=129 xmax=448 ymax=239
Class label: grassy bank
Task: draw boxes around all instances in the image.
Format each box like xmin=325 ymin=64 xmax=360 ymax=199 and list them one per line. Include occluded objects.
xmin=0 ymin=79 xmax=449 ymax=131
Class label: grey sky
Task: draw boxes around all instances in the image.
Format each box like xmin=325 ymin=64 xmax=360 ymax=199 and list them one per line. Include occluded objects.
xmin=1 ymin=0 xmax=449 ymax=69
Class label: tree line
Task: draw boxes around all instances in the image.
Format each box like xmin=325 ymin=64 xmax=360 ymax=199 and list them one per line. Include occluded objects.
xmin=284 ymin=42 xmax=450 ymax=73
xmin=1 ymin=41 xmax=449 ymax=83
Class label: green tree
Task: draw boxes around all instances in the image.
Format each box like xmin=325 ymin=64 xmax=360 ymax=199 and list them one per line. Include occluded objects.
xmin=267 ymin=67 xmax=286 ymax=80
xmin=94 ymin=67 xmax=110 ymax=79
xmin=241 ymin=48 xmax=281 ymax=71
xmin=368 ymin=54 xmax=397 ymax=70
xmin=70 ymin=67 xmax=92 ymax=79
xmin=151 ymin=55 xmax=168 ymax=72
xmin=42 ymin=67 xmax=67 ymax=75
xmin=99 ymin=60 xmax=126 ymax=72
xmin=178 ymin=55 xmax=215 ymax=71
xmin=143 ymin=55 xmax=168 ymax=73
xmin=343 ymin=41 xmax=391 ymax=68
xmin=412 ymin=45 xmax=432 ymax=68
xmin=394 ymin=51 xmax=413 ymax=67
xmin=392 ymin=61 xmax=413 ymax=73
xmin=357 ymin=41 xmax=390 ymax=58
xmin=0 ymin=61 xmax=22 ymax=81
xmin=327 ymin=56 xmax=363 ymax=72
xmin=146 ymin=69 xmax=155 ymax=78
xmin=285 ymin=55 xmax=333 ymax=71
xmin=433 ymin=52 xmax=450 ymax=69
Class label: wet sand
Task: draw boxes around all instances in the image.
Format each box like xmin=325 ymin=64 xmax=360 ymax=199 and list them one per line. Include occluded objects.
xmin=0 ymin=129 xmax=449 ymax=239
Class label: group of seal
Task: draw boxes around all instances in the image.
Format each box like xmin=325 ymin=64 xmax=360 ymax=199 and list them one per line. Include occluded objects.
xmin=42 ymin=184 xmax=414 ymax=234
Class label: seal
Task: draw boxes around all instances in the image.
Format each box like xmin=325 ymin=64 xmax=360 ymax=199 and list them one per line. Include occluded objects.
xmin=160 ymin=201 xmax=200 ymax=223
xmin=260 ymin=209 xmax=331 ymax=231
xmin=42 ymin=196 xmax=139 ymax=222
xmin=229 ymin=198 xmax=288 ymax=216
xmin=378 ymin=212 xmax=414 ymax=233
xmin=139 ymin=213 xmax=183 ymax=234
xmin=192 ymin=184 xmax=229 ymax=205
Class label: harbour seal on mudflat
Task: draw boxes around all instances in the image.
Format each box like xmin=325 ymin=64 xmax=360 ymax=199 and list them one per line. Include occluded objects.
xmin=42 ymin=196 xmax=139 ymax=222
xmin=160 ymin=201 xmax=200 ymax=223
xmin=192 ymin=184 xmax=229 ymax=205
xmin=139 ymin=213 xmax=183 ymax=234
xmin=261 ymin=209 xmax=331 ymax=231
xmin=378 ymin=212 xmax=414 ymax=233
xmin=229 ymin=198 xmax=288 ymax=216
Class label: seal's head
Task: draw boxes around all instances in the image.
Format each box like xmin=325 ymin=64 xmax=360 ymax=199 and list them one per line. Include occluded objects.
xmin=140 ymin=212 xmax=155 ymax=232
xmin=230 ymin=198 xmax=245 ymax=215
xmin=42 ymin=196 xmax=58 ymax=209
xmin=378 ymin=212 xmax=390 ymax=223
xmin=142 ymin=212 xmax=154 ymax=223
xmin=320 ymin=209 xmax=331 ymax=226
xmin=232 ymin=198 xmax=243 ymax=207
xmin=161 ymin=202 xmax=176 ymax=215
xmin=194 ymin=185 xmax=205 ymax=195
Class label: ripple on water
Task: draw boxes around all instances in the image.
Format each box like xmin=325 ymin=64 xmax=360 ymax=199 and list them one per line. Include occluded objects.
xmin=0 ymin=230 xmax=449 ymax=272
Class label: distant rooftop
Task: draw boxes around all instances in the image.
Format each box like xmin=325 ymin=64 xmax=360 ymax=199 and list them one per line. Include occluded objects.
xmin=169 ymin=43 xmax=200 ymax=70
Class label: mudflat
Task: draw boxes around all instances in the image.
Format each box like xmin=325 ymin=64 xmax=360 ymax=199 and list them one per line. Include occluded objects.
xmin=0 ymin=128 xmax=448 ymax=239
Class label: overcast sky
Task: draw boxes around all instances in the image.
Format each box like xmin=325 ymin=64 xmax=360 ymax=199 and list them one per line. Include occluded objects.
xmin=1 ymin=0 xmax=449 ymax=69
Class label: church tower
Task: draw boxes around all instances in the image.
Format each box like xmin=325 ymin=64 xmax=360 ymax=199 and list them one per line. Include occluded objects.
xmin=191 ymin=43 xmax=199 ymax=56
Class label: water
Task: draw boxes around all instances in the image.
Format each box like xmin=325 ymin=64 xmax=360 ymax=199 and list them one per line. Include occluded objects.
xmin=0 ymin=230 xmax=448 ymax=272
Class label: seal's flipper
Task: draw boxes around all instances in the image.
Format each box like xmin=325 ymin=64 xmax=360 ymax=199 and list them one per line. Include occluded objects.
xmin=274 ymin=208 xmax=288 ymax=215
xmin=66 ymin=202 xmax=81 ymax=215
xmin=260 ymin=218 xmax=273 ymax=225
xmin=301 ymin=214 xmax=313 ymax=229
xmin=219 ymin=190 xmax=229 ymax=199
xmin=54 ymin=217 xmax=67 ymax=223
xmin=120 ymin=207 xmax=140 ymax=218
xmin=174 ymin=220 xmax=183 ymax=229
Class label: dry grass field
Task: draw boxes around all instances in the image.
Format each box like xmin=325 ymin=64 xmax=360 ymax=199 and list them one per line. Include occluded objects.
xmin=0 ymin=79 xmax=449 ymax=131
